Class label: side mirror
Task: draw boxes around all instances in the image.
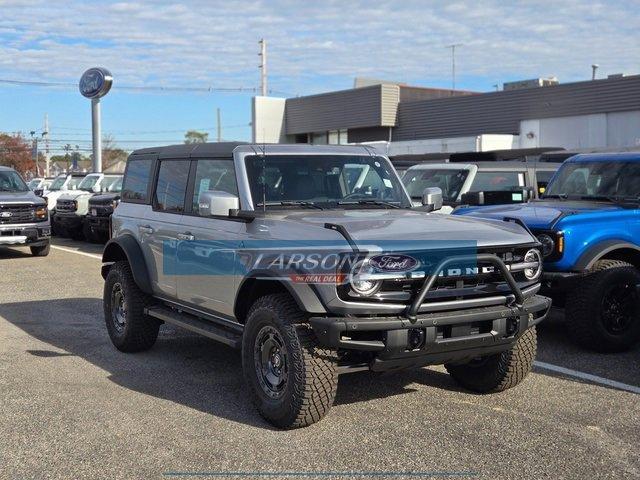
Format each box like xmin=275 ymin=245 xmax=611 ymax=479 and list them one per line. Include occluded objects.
xmin=198 ymin=190 xmax=240 ymax=217
xmin=421 ymin=187 xmax=443 ymax=212
xmin=34 ymin=188 xmax=44 ymax=197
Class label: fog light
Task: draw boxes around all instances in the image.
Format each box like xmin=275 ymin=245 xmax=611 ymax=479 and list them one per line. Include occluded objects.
xmin=408 ymin=328 xmax=426 ymax=350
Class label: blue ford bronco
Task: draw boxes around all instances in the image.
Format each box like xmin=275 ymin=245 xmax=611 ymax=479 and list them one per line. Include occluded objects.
xmin=454 ymin=153 xmax=640 ymax=352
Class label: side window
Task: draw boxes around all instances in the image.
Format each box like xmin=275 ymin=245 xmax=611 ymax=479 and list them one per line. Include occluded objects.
xmin=154 ymin=160 xmax=190 ymax=213
xmin=535 ymin=170 xmax=555 ymax=195
xmin=191 ymin=159 xmax=238 ymax=214
xmin=122 ymin=159 xmax=153 ymax=202
xmin=470 ymin=171 xmax=524 ymax=192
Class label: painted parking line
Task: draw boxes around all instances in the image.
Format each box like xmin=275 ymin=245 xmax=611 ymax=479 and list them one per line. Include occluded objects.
xmin=534 ymin=361 xmax=640 ymax=394
xmin=51 ymin=245 xmax=102 ymax=260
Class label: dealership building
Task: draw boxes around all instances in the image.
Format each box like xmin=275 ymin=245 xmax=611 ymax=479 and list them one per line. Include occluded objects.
xmin=252 ymin=74 xmax=640 ymax=157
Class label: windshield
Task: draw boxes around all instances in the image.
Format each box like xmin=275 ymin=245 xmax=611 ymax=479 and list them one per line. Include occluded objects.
xmin=28 ymin=179 xmax=41 ymax=189
xmin=77 ymin=175 xmax=99 ymax=191
xmin=245 ymin=155 xmax=410 ymax=208
xmin=402 ymin=168 xmax=469 ymax=202
xmin=0 ymin=170 xmax=29 ymax=192
xmin=544 ymin=161 xmax=640 ymax=199
xmin=105 ymin=176 xmax=123 ymax=192
xmin=48 ymin=176 xmax=66 ymax=191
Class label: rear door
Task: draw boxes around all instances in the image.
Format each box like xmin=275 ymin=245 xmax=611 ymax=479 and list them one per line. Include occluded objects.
xmin=176 ymin=158 xmax=242 ymax=317
xmin=145 ymin=159 xmax=191 ymax=298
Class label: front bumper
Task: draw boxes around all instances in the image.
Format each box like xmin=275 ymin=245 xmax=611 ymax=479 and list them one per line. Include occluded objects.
xmin=86 ymin=214 xmax=110 ymax=232
xmin=0 ymin=223 xmax=51 ymax=246
xmin=54 ymin=213 xmax=82 ymax=230
xmin=310 ymin=294 xmax=551 ymax=372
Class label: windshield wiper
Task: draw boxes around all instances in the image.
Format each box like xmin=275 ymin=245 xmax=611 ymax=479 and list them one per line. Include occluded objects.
xmin=337 ymin=199 xmax=401 ymax=209
xmin=256 ymin=201 xmax=323 ymax=210
xmin=581 ymin=195 xmax=640 ymax=205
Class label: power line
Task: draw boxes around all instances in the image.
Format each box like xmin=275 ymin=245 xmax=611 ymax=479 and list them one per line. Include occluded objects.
xmin=0 ymin=78 xmax=293 ymax=96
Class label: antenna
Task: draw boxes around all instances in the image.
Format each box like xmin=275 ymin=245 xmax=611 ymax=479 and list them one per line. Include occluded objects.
xmin=445 ymin=43 xmax=463 ymax=92
xmin=258 ymin=39 xmax=267 ymax=96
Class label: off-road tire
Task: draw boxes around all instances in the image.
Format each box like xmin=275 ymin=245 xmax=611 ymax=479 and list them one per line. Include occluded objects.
xmin=30 ymin=243 xmax=50 ymax=257
xmin=446 ymin=327 xmax=537 ymax=393
xmin=103 ymin=261 xmax=159 ymax=352
xmin=565 ymin=259 xmax=640 ymax=352
xmin=242 ymin=293 xmax=338 ymax=429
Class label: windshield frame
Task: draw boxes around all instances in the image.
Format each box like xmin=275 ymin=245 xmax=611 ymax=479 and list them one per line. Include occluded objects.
xmin=240 ymin=152 xmax=412 ymax=210
xmin=0 ymin=170 xmax=30 ymax=193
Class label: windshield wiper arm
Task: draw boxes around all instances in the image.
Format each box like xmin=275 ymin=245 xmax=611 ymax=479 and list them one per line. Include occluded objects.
xmin=256 ymin=201 xmax=323 ymax=210
xmin=542 ymin=193 xmax=569 ymax=200
xmin=338 ymin=199 xmax=401 ymax=209
xmin=581 ymin=195 xmax=640 ymax=205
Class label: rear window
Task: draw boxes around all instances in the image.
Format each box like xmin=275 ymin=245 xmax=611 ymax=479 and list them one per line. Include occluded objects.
xmin=122 ymin=159 xmax=153 ymax=202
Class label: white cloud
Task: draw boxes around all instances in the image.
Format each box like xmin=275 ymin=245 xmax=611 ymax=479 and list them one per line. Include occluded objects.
xmin=0 ymin=0 xmax=639 ymax=95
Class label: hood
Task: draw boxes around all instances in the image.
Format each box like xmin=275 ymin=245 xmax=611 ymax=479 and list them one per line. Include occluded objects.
xmin=90 ymin=192 xmax=120 ymax=204
xmin=455 ymin=200 xmax=623 ymax=230
xmin=0 ymin=190 xmax=43 ymax=205
xmin=58 ymin=191 xmax=93 ymax=201
xmin=259 ymin=209 xmax=535 ymax=248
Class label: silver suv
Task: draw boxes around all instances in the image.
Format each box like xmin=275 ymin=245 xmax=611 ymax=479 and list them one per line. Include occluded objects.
xmin=101 ymin=143 xmax=551 ymax=428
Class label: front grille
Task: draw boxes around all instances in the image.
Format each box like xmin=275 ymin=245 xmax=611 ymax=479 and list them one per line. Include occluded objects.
xmin=56 ymin=199 xmax=76 ymax=212
xmin=0 ymin=204 xmax=35 ymax=224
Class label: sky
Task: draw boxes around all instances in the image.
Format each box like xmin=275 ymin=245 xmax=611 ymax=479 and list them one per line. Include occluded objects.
xmin=1 ymin=0 xmax=639 ymax=154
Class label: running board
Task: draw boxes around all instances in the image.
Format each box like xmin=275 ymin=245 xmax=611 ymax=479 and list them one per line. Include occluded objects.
xmin=145 ymin=305 xmax=241 ymax=349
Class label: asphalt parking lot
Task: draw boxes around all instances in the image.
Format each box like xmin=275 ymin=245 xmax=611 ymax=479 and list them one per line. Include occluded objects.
xmin=1 ymin=239 xmax=639 ymax=479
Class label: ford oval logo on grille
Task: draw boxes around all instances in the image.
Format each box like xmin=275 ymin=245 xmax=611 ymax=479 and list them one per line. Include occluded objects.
xmin=0 ymin=212 xmax=13 ymax=218
xmin=369 ymin=254 xmax=418 ymax=272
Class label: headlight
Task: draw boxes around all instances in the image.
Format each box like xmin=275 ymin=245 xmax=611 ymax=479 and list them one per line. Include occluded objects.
xmin=111 ymin=199 xmax=120 ymax=210
xmin=35 ymin=205 xmax=48 ymax=220
xmin=349 ymin=260 xmax=382 ymax=296
xmin=523 ymin=249 xmax=542 ymax=280
xmin=536 ymin=234 xmax=555 ymax=257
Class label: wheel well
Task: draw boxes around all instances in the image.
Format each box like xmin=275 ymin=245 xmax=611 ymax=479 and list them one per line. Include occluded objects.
xmin=598 ymin=248 xmax=640 ymax=270
xmin=103 ymin=242 xmax=128 ymax=263
xmin=234 ymin=278 xmax=293 ymax=324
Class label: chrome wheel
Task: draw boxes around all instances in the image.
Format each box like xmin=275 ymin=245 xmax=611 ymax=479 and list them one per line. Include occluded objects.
xmin=111 ymin=282 xmax=126 ymax=333
xmin=254 ymin=325 xmax=288 ymax=399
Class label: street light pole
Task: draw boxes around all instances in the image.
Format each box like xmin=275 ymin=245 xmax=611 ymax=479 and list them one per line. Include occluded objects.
xmin=446 ymin=43 xmax=463 ymax=92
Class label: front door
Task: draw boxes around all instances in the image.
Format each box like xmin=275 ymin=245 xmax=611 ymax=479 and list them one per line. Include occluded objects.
xmin=176 ymin=158 xmax=242 ymax=317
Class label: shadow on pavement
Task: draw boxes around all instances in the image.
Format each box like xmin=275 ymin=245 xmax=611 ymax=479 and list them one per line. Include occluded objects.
xmin=0 ymin=246 xmax=33 ymax=259
xmin=0 ymin=298 xmax=460 ymax=428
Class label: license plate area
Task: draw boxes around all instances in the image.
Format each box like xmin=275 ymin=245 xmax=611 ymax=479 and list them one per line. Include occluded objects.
xmin=436 ymin=321 xmax=493 ymax=340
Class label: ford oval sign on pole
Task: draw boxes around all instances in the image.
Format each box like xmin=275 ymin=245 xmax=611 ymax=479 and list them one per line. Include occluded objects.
xmin=79 ymin=67 xmax=112 ymax=173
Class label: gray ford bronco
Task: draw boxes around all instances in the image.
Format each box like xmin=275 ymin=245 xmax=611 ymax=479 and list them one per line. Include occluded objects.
xmin=101 ymin=143 xmax=551 ymax=428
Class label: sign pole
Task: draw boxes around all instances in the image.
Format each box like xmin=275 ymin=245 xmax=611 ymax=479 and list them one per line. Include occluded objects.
xmin=91 ymin=97 xmax=102 ymax=173
xmin=79 ymin=67 xmax=112 ymax=174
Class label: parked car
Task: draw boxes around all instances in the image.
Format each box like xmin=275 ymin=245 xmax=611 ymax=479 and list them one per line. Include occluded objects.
xmin=54 ymin=173 xmax=122 ymax=240
xmin=402 ymin=161 xmax=559 ymax=213
xmin=101 ymin=143 xmax=550 ymax=428
xmin=0 ymin=166 xmax=51 ymax=256
xmin=27 ymin=177 xmax=54 ymax=192
xmin=85 ymin=176 xmax=123 ymax=242
xmin=44 ymin=173 xmax=88 ymax=236
xmin=454 ymin=152 xmax=640 ymax=352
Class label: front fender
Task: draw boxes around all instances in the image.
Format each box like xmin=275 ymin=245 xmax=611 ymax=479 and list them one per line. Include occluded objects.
xmin=102 ymin=235 xmax=152 ymax=294
xmin=573 ymin=240 xmax=640 ymax=271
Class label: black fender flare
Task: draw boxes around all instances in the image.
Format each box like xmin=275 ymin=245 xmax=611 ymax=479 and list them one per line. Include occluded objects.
xmin=102 ymin=234 xmax=153 ymax=294
xmin=235 ymin=269 xmax=327 ymax=316
xmin=574 ymin=240 xmax=640 ymax=271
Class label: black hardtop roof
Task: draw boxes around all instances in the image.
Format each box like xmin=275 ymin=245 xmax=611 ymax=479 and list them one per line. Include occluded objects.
xmin=129 ymin=142 xmax=375 ymax=160
xmin=131 ymin=142 xmax=249 ymax=159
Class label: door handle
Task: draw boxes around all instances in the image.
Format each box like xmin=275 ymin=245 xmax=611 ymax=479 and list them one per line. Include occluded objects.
xmin=139 ymin=225 xmax=154 ymax=234
xmin=177 ymin=232 xmax=195 ymax=241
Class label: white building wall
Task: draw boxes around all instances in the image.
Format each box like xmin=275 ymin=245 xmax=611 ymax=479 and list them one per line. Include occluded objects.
xmin=519 ymin=111 xmax=640 ymax=150
xmin=363 ymin=135 xmax=519 ymax=156
xmin=252 ymin=96 xmax=286 ymax=143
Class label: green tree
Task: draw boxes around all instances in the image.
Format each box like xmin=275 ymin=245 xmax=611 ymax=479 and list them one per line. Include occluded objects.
xmin=184 ymin=130 xmax=209 ymax=144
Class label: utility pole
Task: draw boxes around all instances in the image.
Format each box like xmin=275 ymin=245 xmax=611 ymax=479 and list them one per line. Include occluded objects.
xmin=216 ymin=108 xmax=222 ymax=142
xmin=446 ymin=43 xmax=463 ymax=92
xmin=259 ymin=38 xmax=267 ymax=96
xmin=43 ymin=114 xmax=50 ymax=177
xmin=591 ymin=64 xmax=599 ymax=80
